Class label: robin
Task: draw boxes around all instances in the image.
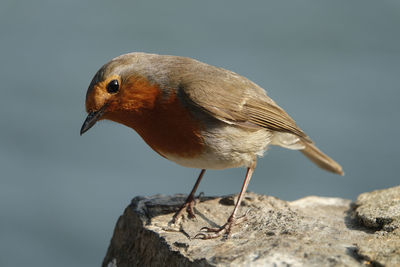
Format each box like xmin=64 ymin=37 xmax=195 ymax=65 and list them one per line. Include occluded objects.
xmin=80 ymin=52 xmax=343 ymax=239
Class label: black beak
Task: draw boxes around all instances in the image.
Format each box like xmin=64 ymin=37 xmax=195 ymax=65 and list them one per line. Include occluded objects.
xmin=80 ymin=104 xmax=107 ymax=135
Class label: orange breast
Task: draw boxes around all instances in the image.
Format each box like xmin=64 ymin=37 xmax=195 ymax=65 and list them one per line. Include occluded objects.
xmin=105 ymin=77 xmax=205 ymax=158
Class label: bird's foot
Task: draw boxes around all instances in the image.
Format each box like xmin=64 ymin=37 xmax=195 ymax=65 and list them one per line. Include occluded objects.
xmin=194 ymin=210 xmax=249 ymax=240
xmin=172 ymin=193 xmax=203 ymax=223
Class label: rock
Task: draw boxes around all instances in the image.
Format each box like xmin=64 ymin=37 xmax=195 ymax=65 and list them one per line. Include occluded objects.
xmin=352 ymin=186 xmax=400 ymax=266
xmin=103 ymin=187 xmax=400 ymax=267
xmin=354 ymin=186 xmax=400 ymax=232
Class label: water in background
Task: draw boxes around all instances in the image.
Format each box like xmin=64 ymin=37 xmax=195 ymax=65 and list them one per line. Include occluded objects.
xmin=1 ymin=1 xmax=399 ymax=266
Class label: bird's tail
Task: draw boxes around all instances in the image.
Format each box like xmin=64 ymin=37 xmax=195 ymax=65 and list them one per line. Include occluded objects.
xmin=300 ymin=141 xmax=344 ymax=175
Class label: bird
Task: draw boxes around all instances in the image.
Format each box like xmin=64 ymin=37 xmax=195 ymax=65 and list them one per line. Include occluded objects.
xmin=80 ymin=52 xmax=343 ymax=239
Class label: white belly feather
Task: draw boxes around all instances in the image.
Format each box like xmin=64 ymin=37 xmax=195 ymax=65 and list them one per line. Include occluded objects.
xmin=161 ymin=124 xmax=273 ymax=170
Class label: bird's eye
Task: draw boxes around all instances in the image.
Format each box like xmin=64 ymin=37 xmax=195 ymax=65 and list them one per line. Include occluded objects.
xmin=106 ymin=79 xmax=119 ymax=94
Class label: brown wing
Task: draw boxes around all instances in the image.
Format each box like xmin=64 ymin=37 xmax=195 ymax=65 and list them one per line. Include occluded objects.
xmin=243 ymin=99 xmax=310 ymax=140
xmin=178 ymin=62 xmax=311 ymax=142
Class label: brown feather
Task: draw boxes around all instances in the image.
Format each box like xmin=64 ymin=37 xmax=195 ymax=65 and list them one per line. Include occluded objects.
xmin=300 ymin=141 xmax=344 ymax=175
xmin=177 ymin=61 xmax=310 ymax=142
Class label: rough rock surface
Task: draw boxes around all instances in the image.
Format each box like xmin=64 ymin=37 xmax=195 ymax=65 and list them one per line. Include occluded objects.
xmin=103 ymin=186 xmax=400 ymax=267
xmin=352 ymin=186 xmax=400 ymax=266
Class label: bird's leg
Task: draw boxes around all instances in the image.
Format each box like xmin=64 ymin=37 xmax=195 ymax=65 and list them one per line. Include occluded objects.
xmin=172 ymin=169 xmax=206 ymax=223
xmin=195 ymin=161 xmax=256 ymax=239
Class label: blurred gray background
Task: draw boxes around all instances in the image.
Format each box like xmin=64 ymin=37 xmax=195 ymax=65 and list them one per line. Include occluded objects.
xmin=1 ymin=0 xmax=399 ymax=266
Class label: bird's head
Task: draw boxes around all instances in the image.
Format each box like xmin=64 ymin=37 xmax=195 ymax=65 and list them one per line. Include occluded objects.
xmin=80 ymin=53 xmax=163 ymax=135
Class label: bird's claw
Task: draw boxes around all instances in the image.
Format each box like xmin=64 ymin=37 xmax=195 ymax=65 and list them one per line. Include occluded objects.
xmin=193 ymin=210 xmax=250 ymax=239
xmin=235 ymin=208 xmax=251 ymax=224
xmin=194 ymin=223 xmax=233 ymax=239
xmin=172 ymin=193 xmax=203 ymax=223
xmin=172 ymin=202 xmax=195 ymax=224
